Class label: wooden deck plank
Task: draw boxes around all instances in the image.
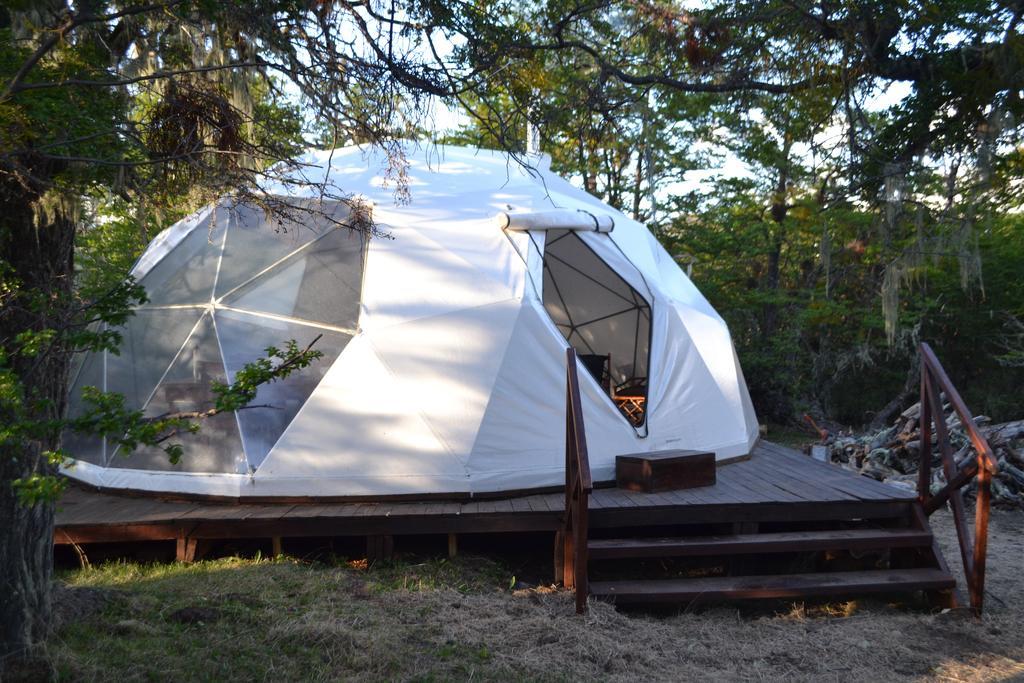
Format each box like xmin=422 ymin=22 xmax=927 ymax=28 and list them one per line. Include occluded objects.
xmin=55 ymin=442 xmax=919 ymax=546
xmin=590 ymin=568 xmax=955 ymax=603
xmin=458 ymin=500 xmax=482 ymax=515
xmin=724 ymin=462 xmax=805 ymax=503
xmin=707 ymin=470 xmax=773 ymax=504
xmin=176 ymin=503 xmax=247 ymax=521
xmin=741 ymin=451 xmax=847 ymax=503
xmin=759 ymin=442 xmax=913 ymax=501
xmin=798 ymin=461 xmax=910 ymax=501
xmin=436 ymin=501 xmax=462 ymax=516
xmin=358 ymin=502 xmax=395 ymax=517
xmin=749 ymin=456 xmax=860 ymax=503
xmin=528 ymin=491 xmax=561 ymax=511
xmin=745 ymin=455 xmax=841 ymax=502
xmin=655 ymin=488 xmax=696 ymax=507
xmin=239 ymin=504 xmax=297 ymax=520
xmin=491 ymin=498 xmax=515 ymax=514
xmin=589 ymin=528 xmax=933 ymax=559
xmin=591 ymin=488 xmax=639 ymax=508
xmin=510 ymin=497 xmax=533 ymax=514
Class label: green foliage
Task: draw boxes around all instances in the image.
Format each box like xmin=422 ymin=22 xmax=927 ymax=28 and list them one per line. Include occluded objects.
xmin=11 ymin=451 xmax=68 ymax=504
xmin=210 ymin=338 xmax=323 ymax=412
xmin=445 ymin=1 xmax=1024 ymax=426
xmin=60 ymin=338 xmax=323 ymax=473
xmin=1 ymin=1 xmax=314 ymax=518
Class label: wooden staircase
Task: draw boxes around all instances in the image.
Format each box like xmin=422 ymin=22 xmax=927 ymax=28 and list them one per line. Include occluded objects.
xmin=558 ymin=346 xmax=992 ymax=613
xmin=584 ymin=508 xmax=956 ymax=606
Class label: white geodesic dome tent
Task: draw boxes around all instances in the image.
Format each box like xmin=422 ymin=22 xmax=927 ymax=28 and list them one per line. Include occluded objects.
xmin=63 ymin=143 xmax=759 ymax=498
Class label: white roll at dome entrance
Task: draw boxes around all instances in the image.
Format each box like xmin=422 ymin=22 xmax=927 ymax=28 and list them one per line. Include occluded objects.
xmin=495 ymin=208 xmax=614 ymax=233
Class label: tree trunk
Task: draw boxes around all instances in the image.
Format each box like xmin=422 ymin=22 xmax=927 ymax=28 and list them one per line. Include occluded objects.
xmin=762 ymin=148 xmax=791 ymax=342
xmin=0 ymin=170 xmax=76 ymax=667
xmin=868 ymin=349 xmax=921 ymax=430
xmin=0 ymin=454 xmax=56 ymax=665
xmin=632 ymin=143 xmax=644 ymax=220
xmin=762 ymin=234 xmax=783 ymax=340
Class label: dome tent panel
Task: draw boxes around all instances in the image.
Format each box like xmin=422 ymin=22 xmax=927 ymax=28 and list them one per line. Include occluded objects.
xmin=131 ymin=204 xmax=216 ymax=283
xmin=61 ymin=142 xmax=760 ymax=498
xmin=214 ymin=199 xmax=350 ymax=299
xmin=137 ymin=207 xmax=227 ymax=306
xmin=214 ymin=308 xmax=354 ymax=468
xmin=645 ymin=306 xmax=754 ymax=457
xmin=222 ymin=226 xmax=365 ymax=330
xmin=63 ymin=350 xmax=106 ymax=466
xmin=361 ymin=296 xmax=522 ymax=460
xmin=109 ymin=313 xmax=246 ymax=474
xmin=255 ymin=334 xmax=471 ymax=495
xmin=467 ymin=300 xmax=643 ymax=491
xmin=104 ymin=308 xmax=204 ymax=416
xmin=356 ymin=217 xmax=520 ymax=332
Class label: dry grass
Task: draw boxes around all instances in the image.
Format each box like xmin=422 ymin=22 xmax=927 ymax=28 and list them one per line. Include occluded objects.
xmin=33 ymin=511 xmax=1024 ymax=682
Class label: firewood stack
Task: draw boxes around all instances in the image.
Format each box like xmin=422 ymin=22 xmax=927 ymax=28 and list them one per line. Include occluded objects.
xmin=820 ymin=403 xmax=1024 ymax=508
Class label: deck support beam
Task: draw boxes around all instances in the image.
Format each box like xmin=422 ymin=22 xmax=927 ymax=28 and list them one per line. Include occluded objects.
xmin=366 ymin=534 xmax=394 ymax=563
xmin=175 ymin=534 xmax=212 ymax=563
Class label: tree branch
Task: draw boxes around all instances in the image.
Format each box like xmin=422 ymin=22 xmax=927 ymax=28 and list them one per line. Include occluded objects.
xmin=1 ymin=1 xmax=187 ymax=101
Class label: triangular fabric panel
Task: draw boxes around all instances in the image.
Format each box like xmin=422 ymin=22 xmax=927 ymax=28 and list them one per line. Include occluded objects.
xmin=224 ymin=227 xmax=364 ymax=330
xmin=139 ymin=209 xmax=226 ymax=306
xmin=256 ymin=335 xmax=470 ymax=494
xmin=358 ymin=221 xmax=519 ymax=332
xmin=646 ymin=306 xmax=749 ymax=454
xmin=62 ymin=350 xmax=106 ymax=466
xmin=468 ymin=303 xmax=642 ymax=492
xmin=214 ymin=200 xmax=347 ymax=299
xmin=214 ymin=308 xmax=353 ymax=468
xmin=105 ymin=308 xmax=203 ymax=414
xmin=364 ymin=298 xmax=522 ymax=460
xmin=109 ymin=313 xmax=246 ymax=473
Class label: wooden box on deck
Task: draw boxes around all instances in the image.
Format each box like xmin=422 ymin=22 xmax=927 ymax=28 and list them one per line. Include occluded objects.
xmin=615 ymin=449 xmax=716 ymax=493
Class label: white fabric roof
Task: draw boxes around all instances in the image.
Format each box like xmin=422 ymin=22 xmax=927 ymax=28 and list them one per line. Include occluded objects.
xmin=63 ymin=143 xmax=758 ymax=498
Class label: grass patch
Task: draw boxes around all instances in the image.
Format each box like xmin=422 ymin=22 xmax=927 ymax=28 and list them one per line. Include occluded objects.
xmin=47 ymin=555 xmax=535 ymax=682
xmin=34 ymin=511 xmax=1024 ymax=682
xmin=360 ymin=555 xmax=513 ymax=594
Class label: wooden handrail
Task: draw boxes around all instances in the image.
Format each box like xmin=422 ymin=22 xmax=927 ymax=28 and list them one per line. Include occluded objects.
xmin=563 ymin=348 xmax=593 ymax=614
xmin=920 ymin=343 xmax=999 ymax=473
xmin=917 ymin=342 xmax=996 ymax=615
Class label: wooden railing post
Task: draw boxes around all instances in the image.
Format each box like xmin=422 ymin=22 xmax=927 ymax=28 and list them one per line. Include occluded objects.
xmin=916 ymin=342 xmax=997 ymax=616
xmin=972 ymin=462 xmax=992 ymax=613
xmin=562 ymin=348 xmax=592 ymax=614
xmin=917 ymin=356 xmax=932 ymax=502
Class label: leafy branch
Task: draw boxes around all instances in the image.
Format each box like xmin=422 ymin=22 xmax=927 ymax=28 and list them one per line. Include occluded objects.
xmin=13 ymin=336 xmax=323 ymax=504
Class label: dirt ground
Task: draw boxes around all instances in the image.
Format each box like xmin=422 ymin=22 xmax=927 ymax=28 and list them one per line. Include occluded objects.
xmin=31 ymin=509 xmax=1024 ymax=681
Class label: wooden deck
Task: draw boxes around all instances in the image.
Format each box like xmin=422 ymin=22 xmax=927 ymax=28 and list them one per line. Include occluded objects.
xmin=54 ymin=441 xmax=916 ymax=549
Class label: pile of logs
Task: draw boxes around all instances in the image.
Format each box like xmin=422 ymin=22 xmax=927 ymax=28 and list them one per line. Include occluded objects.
xmin=822 ymin=403 xmax=1024 ymax=508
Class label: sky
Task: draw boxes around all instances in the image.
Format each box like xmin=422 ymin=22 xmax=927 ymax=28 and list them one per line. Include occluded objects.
xmin=416 ymin=76 xmax=914 ymax=205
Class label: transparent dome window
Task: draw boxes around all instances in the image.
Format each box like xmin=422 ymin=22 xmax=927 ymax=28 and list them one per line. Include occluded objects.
xmin=541 ymin=229 xmax=652 ymax=428
xmin=68 ymin=199 xmax=365 ymax=474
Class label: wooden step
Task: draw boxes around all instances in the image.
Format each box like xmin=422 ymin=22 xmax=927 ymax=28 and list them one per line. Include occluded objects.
xmin=587 ymin=528 xmax=932 ymax=559
xmin=589 ymin=568 xmax=956 ymax=604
